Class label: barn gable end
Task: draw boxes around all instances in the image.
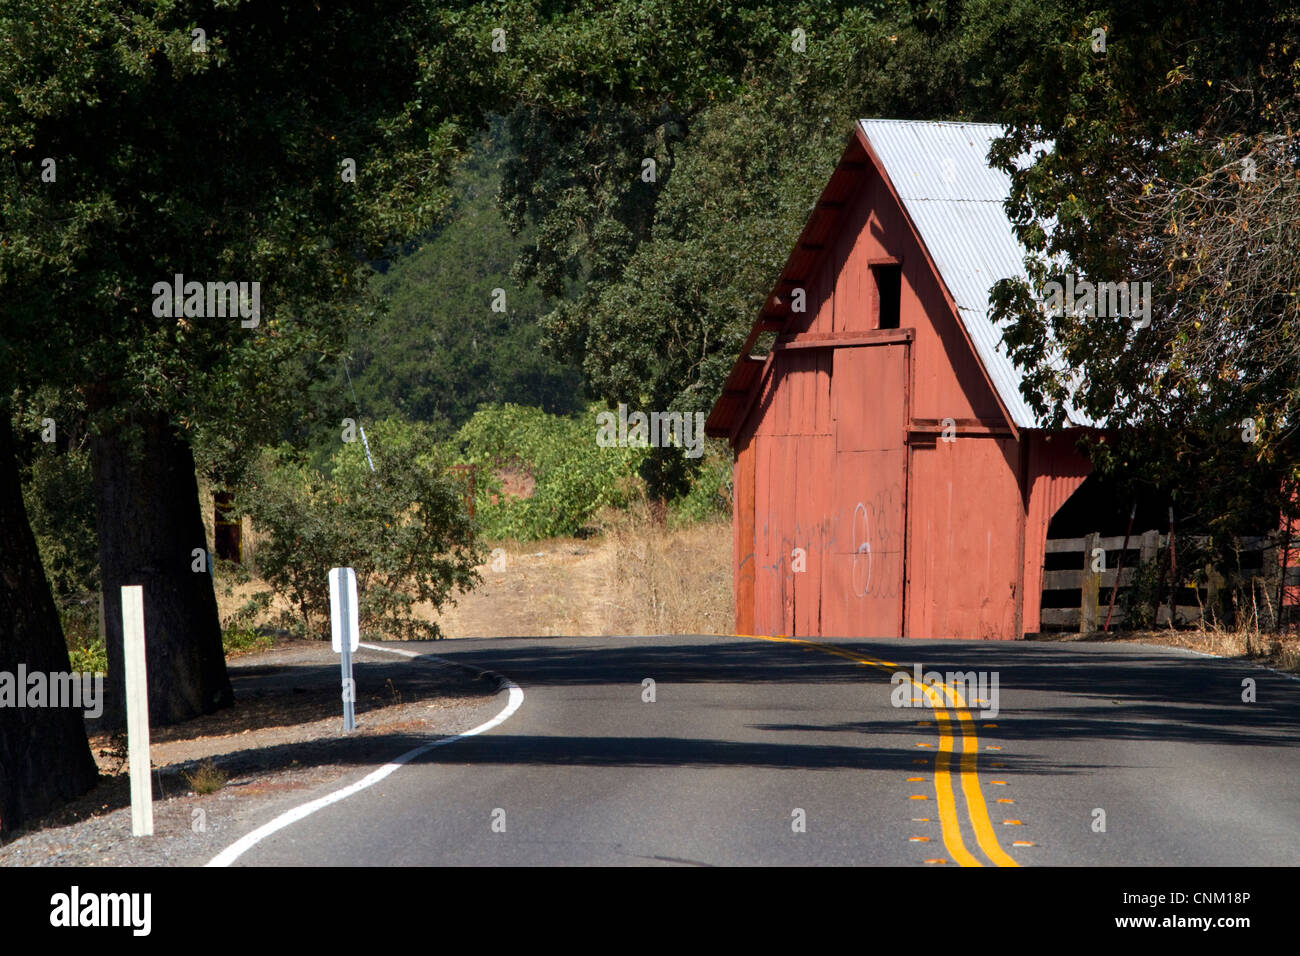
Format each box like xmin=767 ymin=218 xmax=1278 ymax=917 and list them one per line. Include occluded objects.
xmin=712 ymin=119 xmax=1094 ymax=640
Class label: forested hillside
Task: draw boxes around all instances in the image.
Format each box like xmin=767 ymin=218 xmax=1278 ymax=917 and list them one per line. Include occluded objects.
xmin=333 ymin=128 xmax=585 ymax=438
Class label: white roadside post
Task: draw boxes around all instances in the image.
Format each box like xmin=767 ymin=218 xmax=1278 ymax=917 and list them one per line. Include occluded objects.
xmin=329 ymin=567 xmax=360 ymax=731
xmin=120 ymin=585 xmax=153 ymax=836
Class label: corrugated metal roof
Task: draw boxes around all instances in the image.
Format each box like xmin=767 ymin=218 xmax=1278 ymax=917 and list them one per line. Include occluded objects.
xmin=858 ymin=119 xmax=1090 ymax=428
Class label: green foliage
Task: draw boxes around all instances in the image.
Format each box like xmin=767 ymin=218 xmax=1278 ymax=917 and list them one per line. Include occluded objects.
xmin=1120 ymin=558 xmax=1163 ymax=631
xmin=493 ymin=0 xmax=1060 ymax=496
xmin=240 ymin=418 xmax=483 ymax=640
xmin=335 ymin=125 xmax=585 ymax=440
xmin=214 ymin=558 xmax=275 ymax=648
xmin=987 ymin=1 xmax=1300 ymax=532
xmin=222 ymin=626 xmax=274 ymax=657
xmin=0 ymin=0 xmax=511 ymax=497
xmin=62 ymin=602 xmax=107 ymax=675
xmin=453 ymin=403 xmax=648 ymax=539
xmin=13 ymin=404 xmax=98 ymax=600
xmin=669 ymin=440 xmax=733 ymax=526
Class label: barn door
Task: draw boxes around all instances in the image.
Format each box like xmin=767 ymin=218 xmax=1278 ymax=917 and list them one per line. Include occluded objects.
xmin=823 ymin=343 xmax=908 ymax=637
xmin=749 ymin=349 xmax=832 ymax=637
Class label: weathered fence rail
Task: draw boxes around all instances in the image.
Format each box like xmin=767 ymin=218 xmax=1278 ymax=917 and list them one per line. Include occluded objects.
xmin=1040 ymin=531 xmax=1300 ymax=631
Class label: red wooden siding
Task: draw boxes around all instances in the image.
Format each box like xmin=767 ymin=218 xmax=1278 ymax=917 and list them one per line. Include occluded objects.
xmin=1020 ymin=432 xmax=1096 ymax=632
xmin=733 ymin=435 xmax=756 ymax=635
xmin=720 ymin=127 xmax=1098 ymax=640
xmin=822 ymin=344 xmax=907 ymax=636
xmin=905 ymin=437 xmax=1023 ymax=639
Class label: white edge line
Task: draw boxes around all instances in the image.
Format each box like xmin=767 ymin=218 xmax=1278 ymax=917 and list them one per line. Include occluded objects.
xmin=206 ymin=642 xmax=522 ymax=867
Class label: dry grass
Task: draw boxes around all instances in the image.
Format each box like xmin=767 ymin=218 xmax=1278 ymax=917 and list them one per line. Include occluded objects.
xmin=180 ymin=759 xmax=227 ymax=795
xmin=1066 ymin=620 xmax=1300 ymax=674
xmin=1176 ymin=622 xmax=1300 ymax=673
xmin=597 ymin=501 xmax=733 ymax=636
xmin=397 ymin=508 xmax=734 ymax=638
xmin=412 ymin=536 xmax=610 ymax=637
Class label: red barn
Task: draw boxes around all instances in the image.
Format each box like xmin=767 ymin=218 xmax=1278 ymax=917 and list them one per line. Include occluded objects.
xmin=705 ymin=119 xmax=1097 ymax=640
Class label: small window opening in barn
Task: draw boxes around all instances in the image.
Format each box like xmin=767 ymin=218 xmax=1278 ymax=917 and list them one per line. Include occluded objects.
xmin=873 ymin=263 xmax=902 ymax=329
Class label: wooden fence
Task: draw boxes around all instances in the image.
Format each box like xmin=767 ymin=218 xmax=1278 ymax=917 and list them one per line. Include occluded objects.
xmin=1039 ymin=531 xmax=1300 ymax=632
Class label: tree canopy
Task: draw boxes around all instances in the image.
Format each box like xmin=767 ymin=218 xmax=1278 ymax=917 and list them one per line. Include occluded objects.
xmin=988 ymin=1 xmax=1300 ymax=533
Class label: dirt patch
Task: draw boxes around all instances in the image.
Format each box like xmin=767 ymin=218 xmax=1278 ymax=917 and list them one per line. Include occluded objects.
xmin=0 ymin=638 xmax=503 ymax=866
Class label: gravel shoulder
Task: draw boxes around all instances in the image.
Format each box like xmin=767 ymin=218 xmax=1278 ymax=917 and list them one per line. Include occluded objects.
xmin=0 ymin=639 xmax=504 ymax=866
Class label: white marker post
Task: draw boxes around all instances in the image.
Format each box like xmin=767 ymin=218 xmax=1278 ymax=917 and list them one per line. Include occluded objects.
xmin=329 ymin=567 xmax=359 ymax=731
xmin=120 ymin=585 xmax=153 ymax=837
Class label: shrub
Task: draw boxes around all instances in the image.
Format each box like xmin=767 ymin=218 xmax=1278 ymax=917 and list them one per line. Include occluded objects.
xmin=453 ymin=403 xmax=648 ymax=540
xmin=181 ymin=759 xmax=227 ymax=795
xmin=222 ymin=625 xmax=273 ymax=657
xmin=669 ymin=439 xmax=733 ymax=526
xmin=1120 ymin=557 xmax=1162 ymax=630
xmin=62 ymin=600 xmax=107 ymax=674
xmin=240 ymin=418 xmax=482 ymax=640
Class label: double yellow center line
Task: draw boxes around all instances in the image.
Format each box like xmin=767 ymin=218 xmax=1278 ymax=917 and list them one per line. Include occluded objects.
xmin=743 ymin=633 xmax=1019 ymax=867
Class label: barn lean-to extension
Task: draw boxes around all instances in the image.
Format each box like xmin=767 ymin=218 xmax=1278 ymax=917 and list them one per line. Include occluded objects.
xmin=705 ymin=119 xmax=1097 ymax=640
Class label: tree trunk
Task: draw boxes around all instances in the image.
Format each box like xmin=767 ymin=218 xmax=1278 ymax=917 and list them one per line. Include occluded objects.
xmin=91 ymin=413 xmax=233 ymax=728
xmin=0 ymin=416 xmax=99 ymax=835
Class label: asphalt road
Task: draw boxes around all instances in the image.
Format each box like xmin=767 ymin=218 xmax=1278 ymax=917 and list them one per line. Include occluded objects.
xmin=223 ymin=634 xmax=1300 ymax=866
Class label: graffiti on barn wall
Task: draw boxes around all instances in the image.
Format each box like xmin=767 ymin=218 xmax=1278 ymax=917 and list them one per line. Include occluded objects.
xmin=744 ymin=481 xmax=904 ymax=606
xmin=851 ymin=483 xmax=902 ymax=600
xmin=853 ymin=501 xmax=873 ymax=595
